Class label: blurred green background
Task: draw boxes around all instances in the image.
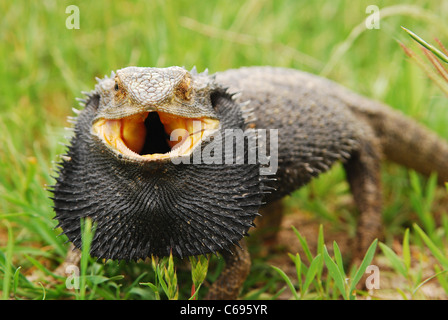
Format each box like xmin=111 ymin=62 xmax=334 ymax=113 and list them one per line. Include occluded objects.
xmin=1 ymin=0 xmax=448 ymax=299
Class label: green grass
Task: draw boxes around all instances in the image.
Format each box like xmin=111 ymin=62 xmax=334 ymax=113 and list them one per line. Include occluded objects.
xmin=1 ymin=0 xmax=448 ymax=300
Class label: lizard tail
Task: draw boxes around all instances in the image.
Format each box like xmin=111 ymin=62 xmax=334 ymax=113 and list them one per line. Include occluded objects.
xmin=364 ymin=104 xmax=448 ymax=185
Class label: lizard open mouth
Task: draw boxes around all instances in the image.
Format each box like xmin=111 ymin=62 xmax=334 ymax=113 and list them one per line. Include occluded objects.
xmin=92 ymin=111 xmax=220 ymax=160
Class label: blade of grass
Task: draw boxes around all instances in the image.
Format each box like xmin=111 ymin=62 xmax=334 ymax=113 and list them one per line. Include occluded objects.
xmin=316 ymin=225 xmax=325 ymax=280
xmin=323 ymin=247 xmax=348 ymax=300
xmin=396 ymin=287 xmax=409 ymax=300
xmin=189 ymin=255 xmax=209 ymax=300
xmin=412 ymin=269 xmax=448 ymax=296
xmin=123 ymin=272 xmax=148 ymax=299
xmin=79 ymin=218 xmax=96 ymax=300
xmin=413 ymin=224 xmax=448 ymax=268
xmin=302 ymin=254 xmax=322 ymax=297
xmin=2 ymin=221 xmax=14 ymax=300
xmin=409 ymin=171 xmax=437 ymax=237
xmin=402 ymin=228 xmax=411 ymax=272
xmin=163 ymin=252 xmax=178 ymax=300
xmin=349 ymin=239 xmax=378 ymax=298
xmin=379 ymin=242 xmax=407 ymax=277
xmin=288 ymin=252 xmax=302 ymax=290
xmin=12 ymin=266 xmax=22 ymax=299
xmin=402 ymin=26 xmax=448 ymax=63
xmin=434 ymin=265 xmax=448 ymax=295
xmin=271 ymin=265 xmax=300 ymax=300
xmin=140 ymin=282 xmax=160 ymax=300
xmin=38 ymin=282 xmax=46 ymax=300
xmin=291 ymin=226 xmax=313 ymax=263
xmin=333 ymin=241 xmax=345 ymax=277
xmin=270 ymin=286 xmax=287 ymax=300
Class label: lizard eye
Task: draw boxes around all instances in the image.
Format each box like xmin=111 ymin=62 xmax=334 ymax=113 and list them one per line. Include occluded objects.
xmin=114 ymin=82 xmax=119 ymax=91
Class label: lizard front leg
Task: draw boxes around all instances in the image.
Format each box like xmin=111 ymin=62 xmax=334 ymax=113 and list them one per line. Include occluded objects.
xmin=253 ymin=200 xmax=284 ymax=247
xmin=205 ymin=240 xmax=251 ymax=300
xmin=54 ymin=244 xmax=81 ymax=277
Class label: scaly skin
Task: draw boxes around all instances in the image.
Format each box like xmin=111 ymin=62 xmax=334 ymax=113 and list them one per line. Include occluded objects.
xmin=52 ymin=66 xmax=448 ymax=299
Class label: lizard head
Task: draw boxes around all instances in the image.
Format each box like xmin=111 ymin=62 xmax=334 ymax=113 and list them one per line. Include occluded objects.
xmin=51 ymin=66 xmax=265 ymax=260
xmin=92 ymin=66 xmax=220 ymax=161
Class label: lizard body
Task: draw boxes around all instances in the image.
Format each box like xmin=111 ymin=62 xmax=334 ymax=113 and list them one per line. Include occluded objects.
xmin=52 ymin=66 xmax=448 ymax=299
